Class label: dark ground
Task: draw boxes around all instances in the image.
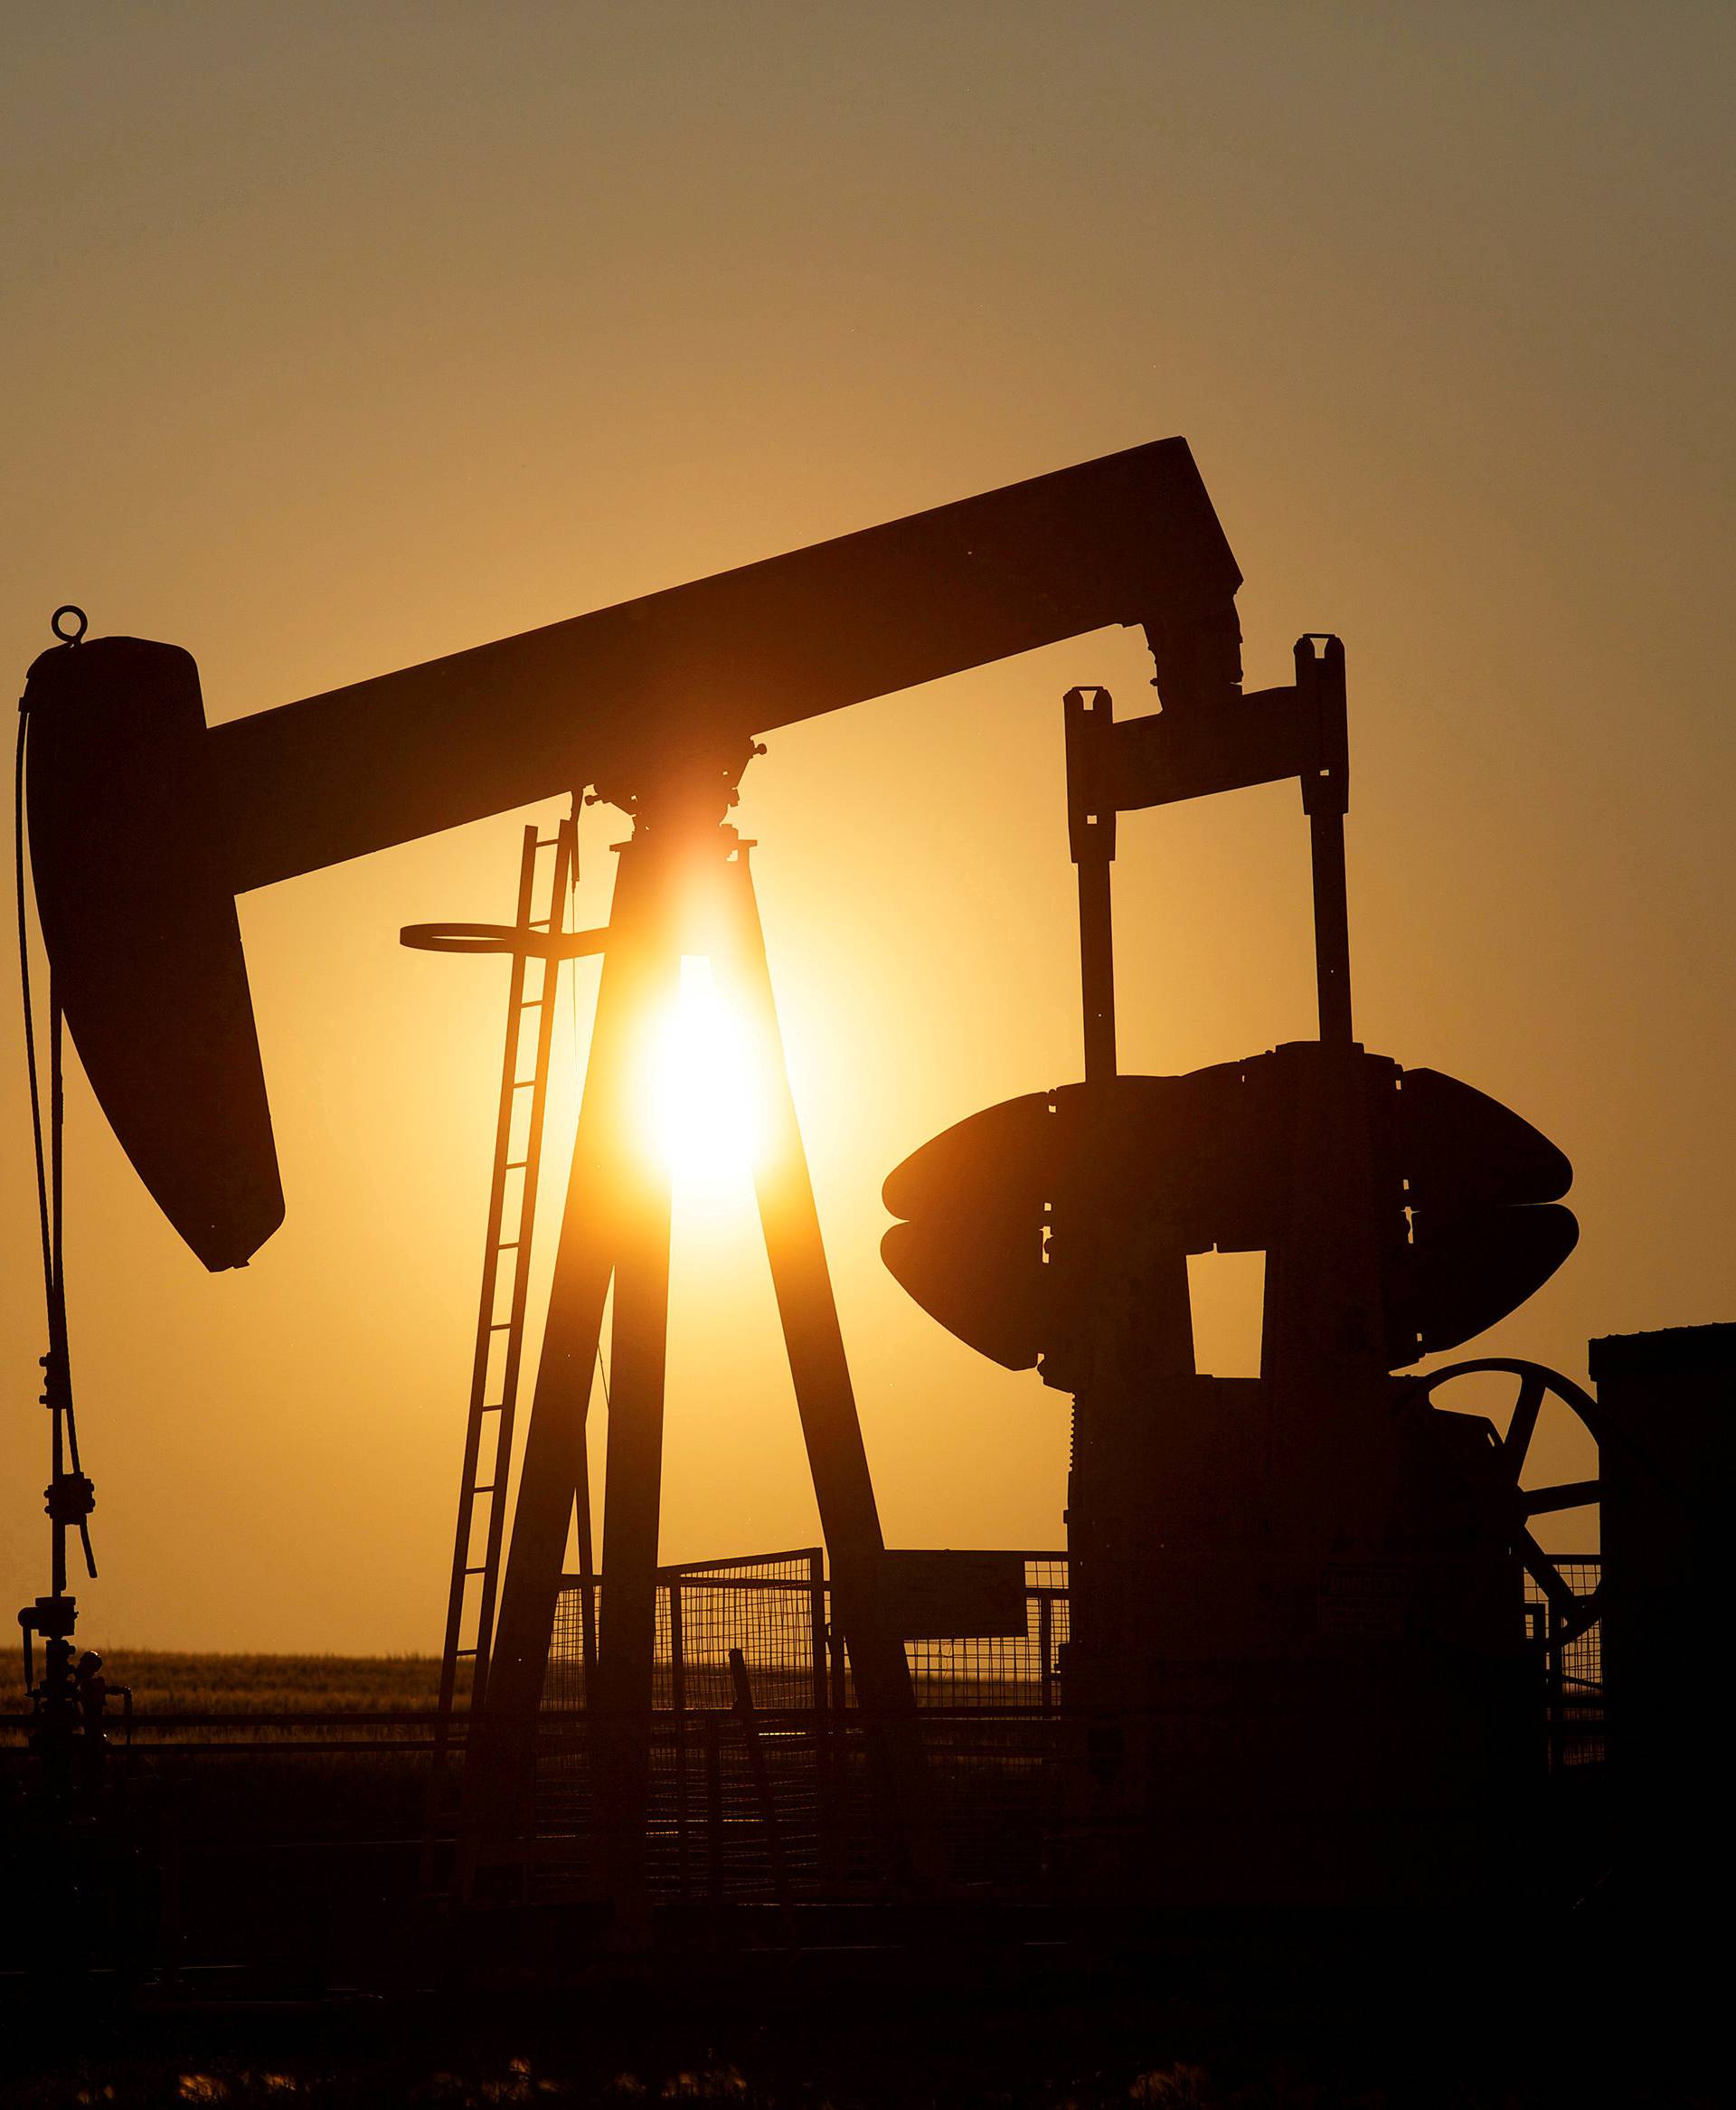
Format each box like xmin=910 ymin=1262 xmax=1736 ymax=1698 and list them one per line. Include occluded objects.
xmin=0 ymin=1668 xmax=1711 ymax=2108
xmin=0 ymin=1902 xmax=1721 ymax=2110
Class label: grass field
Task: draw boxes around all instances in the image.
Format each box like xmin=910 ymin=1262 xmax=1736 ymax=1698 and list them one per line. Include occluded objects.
xmin=0 ymin=1653 xmax=452 ymax=1876
xmin=0 ymin=1651 xmax=453 ymax=1719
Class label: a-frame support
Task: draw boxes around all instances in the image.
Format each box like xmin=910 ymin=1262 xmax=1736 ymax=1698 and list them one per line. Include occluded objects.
xmin=465 ymin=791 xmax=922 ymax=1914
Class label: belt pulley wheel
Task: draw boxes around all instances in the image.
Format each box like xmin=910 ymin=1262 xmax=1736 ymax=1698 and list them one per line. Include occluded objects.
xmin=1403 ymin=1357 xmax=1603 ymax=1652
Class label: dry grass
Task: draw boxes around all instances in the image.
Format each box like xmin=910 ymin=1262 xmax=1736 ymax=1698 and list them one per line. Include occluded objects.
xmin=0 ymin=1652 xmax=452 ymax=1853
xmin=0 ymin=1651 xmax=459 ymax=1717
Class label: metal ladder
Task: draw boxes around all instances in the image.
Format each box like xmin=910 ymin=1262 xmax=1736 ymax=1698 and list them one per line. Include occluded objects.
xmin=423 ymin=816 xmax=580 ymax=1876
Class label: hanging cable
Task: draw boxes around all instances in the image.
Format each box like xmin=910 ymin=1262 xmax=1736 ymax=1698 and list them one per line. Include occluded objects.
xmin=15 ymin=683 xmax=97 ymax=1592
xmin=50 ymin=989 xmax=94 ymax=1578
xmin=15 ymin=708 xmax=53 ymax=1299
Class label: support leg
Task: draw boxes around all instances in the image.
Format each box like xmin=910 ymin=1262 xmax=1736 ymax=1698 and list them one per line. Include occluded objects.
xmin=467 ymin=837 xmax=669 ymax=1880
xmin=590 ymin=979 xmax=677 ymax=1913
xmin=712 ymin=847 xmax=936 ymax=1883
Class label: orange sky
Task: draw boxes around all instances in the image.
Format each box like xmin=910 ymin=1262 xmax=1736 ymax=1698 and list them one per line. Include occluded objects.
xmin=3 ymin=5 xmax=1731 ymax=1651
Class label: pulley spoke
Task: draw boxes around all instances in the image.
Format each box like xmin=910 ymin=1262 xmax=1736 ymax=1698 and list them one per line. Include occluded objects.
xmin=1523 ymin=1479 xmax=1599 ymax=1518
xmin=1503 ymin=1369 xmax=1546 ymax=1472
xmin=1519 ymin=1529 xmax=1577 ymax=1623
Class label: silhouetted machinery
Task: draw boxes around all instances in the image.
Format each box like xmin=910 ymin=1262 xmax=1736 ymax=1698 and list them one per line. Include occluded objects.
xmin=16 ymin=437 xmax=1609 ymax=1922
xmin=882 ymin=645 xmax=1595 ymax=1901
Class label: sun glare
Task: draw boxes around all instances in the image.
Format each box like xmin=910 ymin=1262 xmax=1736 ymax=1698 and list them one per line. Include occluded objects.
xmin=646 ymin=956 xmax=762 ymax=1197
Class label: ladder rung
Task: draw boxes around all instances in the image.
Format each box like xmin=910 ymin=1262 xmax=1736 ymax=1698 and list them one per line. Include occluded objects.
xmin=439 ymin=833 xmax=566 ymax=1724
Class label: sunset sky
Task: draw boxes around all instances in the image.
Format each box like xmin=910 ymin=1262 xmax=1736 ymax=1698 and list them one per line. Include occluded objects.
xmin=3 ymin=4 xmax=1731 ymax=1652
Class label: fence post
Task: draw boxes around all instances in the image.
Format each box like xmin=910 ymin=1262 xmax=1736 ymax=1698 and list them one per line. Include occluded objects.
xmin=704 ymin=1712 xmax=723 ymax=1907
xmin=808 ymin=1552 xmax=828 ymax=1722
xmin=731 ymin=1648 xmax=798 ymax=1946
xmin=580 ymin=1574 xmax=598 ymax=1687
xmin=670 ymin=1579 xmax=689 ymax=1898
xmin=829 ymin=1593 xmax=847 ymax=1720
xmin=1037 ymin=1591 xmax=1054 ymax=1717
xmin=1547 ymin=1609 xmax=1565 ymax=1775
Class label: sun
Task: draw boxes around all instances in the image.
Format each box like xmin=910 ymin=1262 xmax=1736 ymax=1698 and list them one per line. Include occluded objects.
xmin=646 ymin=956 xmax=762 ymax=1197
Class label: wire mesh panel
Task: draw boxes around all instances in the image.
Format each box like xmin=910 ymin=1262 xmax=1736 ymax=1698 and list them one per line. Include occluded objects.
xmin=532 ymin=1549 xmax=1076 ymax=1901
xmin=650 ymin=1551 xmax=829 ymax=1903
xmin=516 ymin=1546 xmax=1599 ymax=1907
xmin=1524 ymin=1555 xmax=1603 ymax=1767
xmin=917 ymin=1715 xmax=1067 ymax=1891
xmin=530 ymin=1583 xmax=596 ymax=1897
xmin=662 ymin=1550 xmax=828 ymax=1716
xmin=544 ymin=1548 xmax=825 ymax=1712
xmin=545 ymin=1584 xmax=595 ymax=1712
xmin=653 ymin=1704 xmax=835 ymax=1903
xmin=536 ymin=1550 xmax=831 ymax=1901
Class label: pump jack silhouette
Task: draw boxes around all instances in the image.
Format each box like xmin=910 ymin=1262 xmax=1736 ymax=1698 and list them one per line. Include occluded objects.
xmin=16 ymin=436 xmax=1604 ymax=1918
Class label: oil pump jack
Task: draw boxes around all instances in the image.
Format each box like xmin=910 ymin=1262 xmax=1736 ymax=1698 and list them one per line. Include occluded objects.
xmin=16 ymin=434 xmax=1599 ymax=1922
